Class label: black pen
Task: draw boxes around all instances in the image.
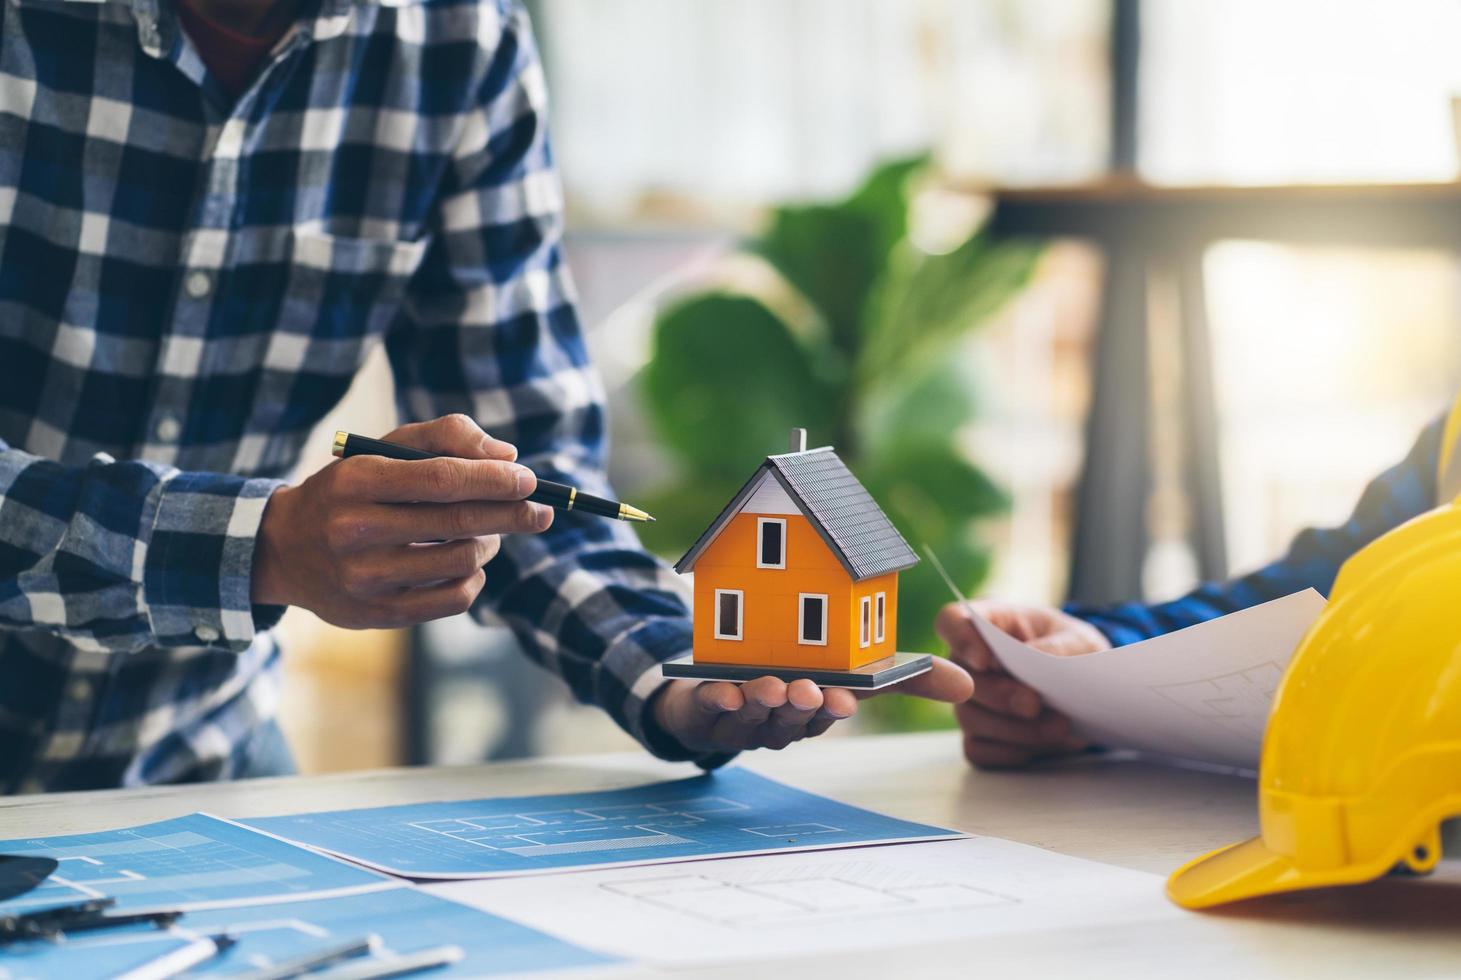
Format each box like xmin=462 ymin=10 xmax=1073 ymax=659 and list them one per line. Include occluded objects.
xmin=0 ymin=897 xmax=116 ymax=943
xmin=332 ymin=432 xmax=655 ymax=523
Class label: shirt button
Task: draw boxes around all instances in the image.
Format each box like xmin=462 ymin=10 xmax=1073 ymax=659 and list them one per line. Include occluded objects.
xmin=155 ymin=414 xmax=182 ymax=442
xmin=185 ymin=271 xmax=212 ymax=298
xmin=194 ymin=625 xmax=221 ymax=643
xmin=68 ymin=678 xmax=91 ymax=702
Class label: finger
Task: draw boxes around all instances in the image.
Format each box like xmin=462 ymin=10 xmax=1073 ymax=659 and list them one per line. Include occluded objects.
xmin=705 ymin=678 xmax=790 ymax=752
xmin=343 ymin=537 xmax=501 ymax=595
xmin=803 ymin=717 xmax=838 ymax=739
xmin=858 ymin=657 xmax=973 ymax=703
xmin=384 ymin=414 xmax=518 ymax=461
xmin=732 ymin=676 xmax=788 ymax=726
xmin=1029 ymin=624 xmax=1110 ymax=657
xmin=381 ymin=568 xmax=486 ymax=626
xmin=337 ymin=455 xmax=534 ymax=505
xmin=963 ymin=735 xmax=1041 ymax=770
xmin=954 ymin=701 xmax=1081 ymax=749
xmin=804 ymin=689 xmax=858 ymax=738
xmin=753 ymin=725 xmax=805 ymax=751
xmin=820 ymin=687 xmax=858 ymax=720
xmin=935 ymin=603 xmax=995 ymax=670
xmin=967 ymin=671 xmax=1043 ymax=719
xmin=336 ymin=500 xmax=553 ymax=548
xmin=690 ymin=682 xmax=744 ymax=717
xmin=707 ymin=710 xmax=761 ymax=752
xmin=768 ymin=680 xmax=823 ymax=730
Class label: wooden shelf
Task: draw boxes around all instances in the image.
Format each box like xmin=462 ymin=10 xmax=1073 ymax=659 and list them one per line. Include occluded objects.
xmin=980 ymin=176 xmax=1461 ymax=249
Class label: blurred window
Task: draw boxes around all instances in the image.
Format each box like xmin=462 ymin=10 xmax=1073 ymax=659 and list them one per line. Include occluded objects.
xmin=534 ymin=0 xmax=1110 ymax=223
xmin=965 ymin=242 xmax=1101 ymax=604
xmin=1142 ymin=0 xmax=1461 ymax=184
xmin=1204 ymin=243 xmax=1461 ymax=573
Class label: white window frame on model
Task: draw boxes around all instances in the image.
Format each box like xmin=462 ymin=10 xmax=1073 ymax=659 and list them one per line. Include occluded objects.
xmin=875 ymin=591 xmax=886 ymax=643
xmin=859 ymin=596 xmax=872 ymax=648
xmin=714 ymin=589 xmax=744 ymax=640
xmin=756 ymin=517 xmax=787 ymax=569
xmin=798 ymin=593 xmax=828 ymax=646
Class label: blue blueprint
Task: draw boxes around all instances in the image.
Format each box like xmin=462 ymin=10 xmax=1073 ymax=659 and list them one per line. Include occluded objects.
xmin=0 ymin=886 xmax=613 ymax=979
xmin=245 ymin=768 xmax=960 ymax=878
xmin=0 ymin=814 xmax=391 ymax=915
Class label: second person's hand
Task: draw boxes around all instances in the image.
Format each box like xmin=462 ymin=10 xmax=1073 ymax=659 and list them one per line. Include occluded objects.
xmin=936 ymin=600 xmax=1110 ymax=769
xmin=251 ymin=414 xmax=555 ymax=629
xmin=652 ymin=658 xmax=974 ymax=755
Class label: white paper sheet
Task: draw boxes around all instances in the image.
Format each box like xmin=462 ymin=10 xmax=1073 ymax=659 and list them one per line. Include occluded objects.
xmin=968 ymin=590 xmax=1326 ymax=769
xmin=426 ymin=838 xmax=1183 ymax=965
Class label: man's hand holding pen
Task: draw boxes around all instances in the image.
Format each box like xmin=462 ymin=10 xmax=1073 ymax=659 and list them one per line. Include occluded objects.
xmin=251 ymin=414 xmax=553 ymax=629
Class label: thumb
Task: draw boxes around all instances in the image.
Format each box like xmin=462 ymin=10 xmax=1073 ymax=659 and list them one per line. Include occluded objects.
xmin=386 ymin=414 xmax=518 ymax=461
xmin=1028 ymin=625 xmax=1105 ymax=658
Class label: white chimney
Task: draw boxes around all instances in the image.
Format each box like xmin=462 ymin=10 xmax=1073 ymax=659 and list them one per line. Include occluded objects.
xmin=789 ymin=428 xmax=807 ymax=453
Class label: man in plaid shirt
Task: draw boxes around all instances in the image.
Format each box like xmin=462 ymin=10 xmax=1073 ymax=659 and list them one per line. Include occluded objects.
xmin=0 ymin=0 xmax=971 ymax=793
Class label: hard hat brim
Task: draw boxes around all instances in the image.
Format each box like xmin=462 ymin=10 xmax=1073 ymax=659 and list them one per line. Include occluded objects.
xmin=1166 ymin=836 xmax=1368 ymax=909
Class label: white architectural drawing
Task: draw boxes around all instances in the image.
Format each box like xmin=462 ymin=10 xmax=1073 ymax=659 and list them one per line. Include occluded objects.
xmin=598 ymin=860 xmax=1017 ymax=929
xmin=1149 ymin=661 xmax=1285 ymax=745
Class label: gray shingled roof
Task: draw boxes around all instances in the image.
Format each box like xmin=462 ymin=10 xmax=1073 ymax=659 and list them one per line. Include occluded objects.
xmin=673 ymin=447 xmax=919 ymax=581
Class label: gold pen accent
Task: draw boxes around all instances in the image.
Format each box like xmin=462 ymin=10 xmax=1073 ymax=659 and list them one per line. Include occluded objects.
xmin=567 ymin=486 xmax=577 ymax=511
xmin=332 ymin=430 xmax=348 ymax=458
xmin=618 ymin=503 xmax=655 ymax=523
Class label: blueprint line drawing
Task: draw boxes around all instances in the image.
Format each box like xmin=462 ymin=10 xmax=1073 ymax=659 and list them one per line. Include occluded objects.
xmin=1149 ymin=661 xmax=1285 ymax=745
xmin=409 ymin=797 xmax=754 ymax=857
xmin=0 ymin=815 xmax=393 ymax=915
xmin=742 ymin=823 xmax=839 ymax=838
xmin=598 ymin=861 xmax=1018 ymax=929
xmin=245 ymin=769 xmax=963 ymax=879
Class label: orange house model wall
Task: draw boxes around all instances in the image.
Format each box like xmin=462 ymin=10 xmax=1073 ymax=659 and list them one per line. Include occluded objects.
xmin=691 ymin=510 xmax=898 ymax=671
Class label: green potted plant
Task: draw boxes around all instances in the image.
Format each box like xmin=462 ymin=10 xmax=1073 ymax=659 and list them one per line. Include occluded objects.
xmin=637 ymin=157 xmax=1039 ymax=730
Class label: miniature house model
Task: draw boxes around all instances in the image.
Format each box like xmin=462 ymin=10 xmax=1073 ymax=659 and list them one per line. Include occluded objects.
xmin=666 ymin=429 xmax=924 ymax=686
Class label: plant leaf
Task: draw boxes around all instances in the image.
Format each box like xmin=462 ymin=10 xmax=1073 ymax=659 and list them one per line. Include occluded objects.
xmin=859 ymin=360 xmax=978 ymax=460
xmin=861 ymin=233 xmax=1040 ymax=385
xmin=845 ymin=154 xmax=929 ymax=262
xmin=861 ymin=450 xmax=1009 ymax=537
xmin=641 ymin=293 xmax=836 ymax=479
xmin=754 ymin=156 xmax=928 ymax=356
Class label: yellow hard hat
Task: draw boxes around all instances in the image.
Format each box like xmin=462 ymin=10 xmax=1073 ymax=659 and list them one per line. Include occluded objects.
xmin=1168 ymin=393 xmax=1461 ymax=909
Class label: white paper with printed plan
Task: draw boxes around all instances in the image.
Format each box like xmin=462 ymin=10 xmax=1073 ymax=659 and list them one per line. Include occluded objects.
xmin=425 ymin=837 xmax=1185 ymax=965
xmin=970 ymin=589 xmax=1327 ymax=770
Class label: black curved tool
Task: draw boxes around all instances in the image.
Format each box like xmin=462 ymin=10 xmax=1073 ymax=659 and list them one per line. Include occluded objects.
xmin=0 ymin=855 xmax=59 ymax=903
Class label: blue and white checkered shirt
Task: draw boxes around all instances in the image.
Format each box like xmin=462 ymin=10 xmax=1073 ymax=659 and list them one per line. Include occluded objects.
xmin=1066 ymin=416 xmax=1446 ymax=645
xmin=0 ymin=0 xmax=696 ymax=793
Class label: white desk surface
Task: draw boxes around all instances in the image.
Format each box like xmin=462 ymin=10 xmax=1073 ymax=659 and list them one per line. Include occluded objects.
xmin=2 ymin=732 xmax=1458 ymax=978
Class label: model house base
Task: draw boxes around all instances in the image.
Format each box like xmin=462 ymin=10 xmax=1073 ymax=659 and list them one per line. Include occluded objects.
xmin=661 ymin=651 xmax=932 ymax=690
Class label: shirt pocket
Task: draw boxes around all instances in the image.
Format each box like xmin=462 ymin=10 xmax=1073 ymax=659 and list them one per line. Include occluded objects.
xmin=281 ymin=227 xmax=430 ymax=342
xmin=228 ymin=227 xmax=430 ymax=473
